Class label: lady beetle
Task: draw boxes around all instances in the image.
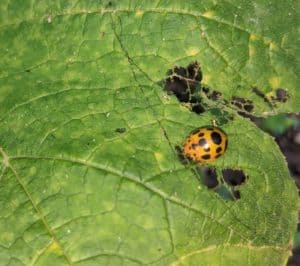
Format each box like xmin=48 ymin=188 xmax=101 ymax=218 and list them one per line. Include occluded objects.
xmin=182 ymin=127 xmax=228 ymax=163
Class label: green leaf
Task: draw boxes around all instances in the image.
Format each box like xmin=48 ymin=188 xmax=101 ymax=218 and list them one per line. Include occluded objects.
xmin=0 ymin=1 xmax=298 ymax=265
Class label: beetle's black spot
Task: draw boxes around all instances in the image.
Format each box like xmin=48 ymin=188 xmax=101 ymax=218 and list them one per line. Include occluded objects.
xmin=215 ymin=154 xmax=222 ymax=159
xmin=193 ymin=153 xmax=197 ymax=157
xmin=211 ymin=132 xmax=222 ymax=145
xmin=204 ymin=147 xmax=210 ymax=152
xmin=201 ymin=154 xmax=211 ymax=160
xmin=206 ymin=127 xmax=214 ymax=131
xmin=198 ymin=138 xmax=207 ymax=147
xmin=188 ymin=146 xmax=192 ymax=150
xmin=191 ymin=143 xmax=198 ymax=149
xmin=222 ymin=169 xmax=247 ymax=186
xmin=216 ymin=147 xmax=222 ymax=153
xmin=198 ymin=132 xmax=204 ymax=137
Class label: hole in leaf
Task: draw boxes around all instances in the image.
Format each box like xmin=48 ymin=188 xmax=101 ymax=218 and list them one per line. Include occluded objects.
xmin=164 ymin=61 xmax=202 ymax=103
xmin=231 ymin=96 xmax=254 ymax=113
xmin=222 ymin=169 xmax=247 ymax=186
xmin=270 ymin=88 xmax=289 ymax=103
xmin=252 ymin=87 xmax=274 ymax=108
xmin=196 ymin=166 xmax=218 ymax=188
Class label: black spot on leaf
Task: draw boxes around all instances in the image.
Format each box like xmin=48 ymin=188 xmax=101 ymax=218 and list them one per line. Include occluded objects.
xmin=201 ymin=154 xmax=211 ymax=160
xmin=115 ymin=128 xmax=126 ymax=133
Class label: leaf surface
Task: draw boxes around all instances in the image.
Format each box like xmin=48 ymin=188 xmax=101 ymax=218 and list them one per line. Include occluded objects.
xmin=0 ymin=1 xmax=298 ymax=265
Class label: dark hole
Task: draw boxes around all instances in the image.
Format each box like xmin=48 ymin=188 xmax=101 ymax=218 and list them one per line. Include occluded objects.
xmin=174 ymin=66 xmax=187 ymax=76
xmin=197 ymin=166 xmax=218 ymax=188
xmin=209 ymin=90 xmax=221 ymax=101
xmin=211 ymin=132 xmax=222 ymax=144
xmin=244 ymin=104 xmax=254 ymax=112
xmin=222 ymin=169 xmax=247 ymax=186
xmin=276 ymin=88 xmax=288 ymax=102
xmin=164 ymin=62 xmax=203 ymax=103
xmin=233 ymin=190 xmax=241 ymax=199
xmin=165 ymin=78 xmax=190 ymax=102
xmin=115 ymin=128 xmax=126 ymax=134
xmin=202 ymin=87 xmax=210 ymax=94
xmin=232 ymin=96 xmax=246 ymax=104
xmin=187 ymin=61 xmax=202 ymax=81
xmin=233 ymin=101 xmax=243 ymax=109
xmin=190 ymin=95 xmax=201 ymax=103
xmin=192 ymin=104 xmax=205 ymax=114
